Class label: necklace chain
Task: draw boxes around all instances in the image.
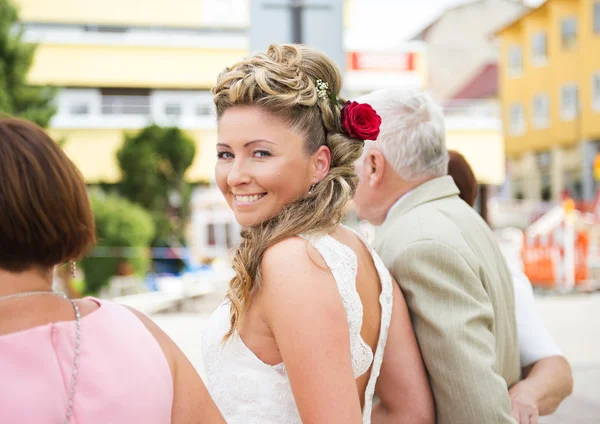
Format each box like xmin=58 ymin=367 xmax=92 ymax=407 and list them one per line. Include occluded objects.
xmin=0 ymin=291 xmax=62 ymax=302
xmin=0 ymin=291 xmax=81 ymax=423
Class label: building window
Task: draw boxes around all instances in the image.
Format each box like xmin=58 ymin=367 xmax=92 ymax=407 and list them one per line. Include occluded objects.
xmin=512 ymin=179 xmax=524 ymax=200
xmin=164 ymin=103 xmax=182 ymax=118
xmin=100 ymin=88 xmax=151 ymax=115
xmin=593 ymin=72 xmax=600 ymax=111
xmin=84 ymin=24 xmax=129 ymax=33
xmin=541 ymin=183 xmax=552 ymax=201
xmin=595 ymin=2 xmax=600 ymax=34
xmin=564 ymin=168 xmax=583 ymax=200
xmin=508 ymin=45 xmax=523 ymax=76
xmin=561 ymin=17 xmax=577 ymax=49
xmin=532 ymin=32 xmax=548 ymax=65
xmin=536 ymin=152 xmax=553 ymax=201
xmin=69 ymin=102 xmax=89 ymax=115
xmin=207 ymin=223 xmax=233 ymax=247
xmin=561 ymin=83 xmax=579 ymax=120
xmin=532 ymin=94 xmax=549 ymax=129
xmin=196 ymin=104 xmax=213 ymax=116
xmin=509 ymin=103 xmax=525 ymax=135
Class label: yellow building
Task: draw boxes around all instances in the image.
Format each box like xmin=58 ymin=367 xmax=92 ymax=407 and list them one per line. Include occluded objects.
xmin=497 ymin=0 xmax=600 ymax=201
xmin=15 ymin=0 xmax=248 ymax=183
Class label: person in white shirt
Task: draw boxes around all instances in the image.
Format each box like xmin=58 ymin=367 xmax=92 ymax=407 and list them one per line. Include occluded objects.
xmin=447 ymin=150 xmax=573 ymax=424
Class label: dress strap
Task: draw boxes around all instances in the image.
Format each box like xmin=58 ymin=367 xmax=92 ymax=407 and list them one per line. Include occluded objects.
xmin=345 ymin=227 xmax=394 ymax=423
xmin=300 ymin=230 xmax=394 ymax=423
xmin=299 ymin=233 xmax=374 ymax=379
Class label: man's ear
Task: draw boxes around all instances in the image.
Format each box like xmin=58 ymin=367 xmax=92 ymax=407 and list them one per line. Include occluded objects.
xmin=367 ymin=149 xmax=387 ymax=188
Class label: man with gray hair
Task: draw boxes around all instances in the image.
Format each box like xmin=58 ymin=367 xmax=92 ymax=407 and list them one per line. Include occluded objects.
xmin=354 ymin=88 xmax=520 ymax=424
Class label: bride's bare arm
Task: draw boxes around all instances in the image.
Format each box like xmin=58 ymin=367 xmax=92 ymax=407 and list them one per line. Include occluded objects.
xmin=372 ymin=280 xmax=435 ymax=424
xmin=261 ymin=237 xmax=363 ymax=424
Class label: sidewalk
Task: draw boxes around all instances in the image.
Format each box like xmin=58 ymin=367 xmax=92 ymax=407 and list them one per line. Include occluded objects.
xmin=535 ymin=292 xmax=600 ymax=423
xmin=541 ymin=365 xmax=600 ymax=424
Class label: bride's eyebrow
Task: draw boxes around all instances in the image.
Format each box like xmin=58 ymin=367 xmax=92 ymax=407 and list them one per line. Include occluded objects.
xmin=244 ymin=139 xmax=275 ymax=148
xmin=216 ymin=139 xmax=276 ymax=148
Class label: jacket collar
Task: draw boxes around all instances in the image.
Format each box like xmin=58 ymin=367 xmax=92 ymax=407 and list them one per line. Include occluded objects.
xmin=378 ymin=175 xmax=460 ymax=232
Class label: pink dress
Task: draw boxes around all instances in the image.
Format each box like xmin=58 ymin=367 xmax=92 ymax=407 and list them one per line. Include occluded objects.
xmin=0 ymin=298 xmax=173 ymax=423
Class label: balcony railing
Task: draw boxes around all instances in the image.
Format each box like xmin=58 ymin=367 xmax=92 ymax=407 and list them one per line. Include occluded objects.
xmin=101 ymin=95 xmax=151 ymax=115
xmin=442 ymin=99 xmax=501 ymax=131
xmin=443 ymin=99 xmax=500 ymax=119
xmin=51 ymin=89 xmax=217 ymax=130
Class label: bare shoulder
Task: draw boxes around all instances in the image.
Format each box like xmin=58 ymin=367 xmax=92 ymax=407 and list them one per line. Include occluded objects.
xmin=260 ymin=235 xmax=333 ymax=299
xmin=261 ymin=236 xmax=327 ymax=281
xmin=333 ymin=225 xmax=370 ymax=253
xmin=262 ymin=236 xmax=309 ymax=264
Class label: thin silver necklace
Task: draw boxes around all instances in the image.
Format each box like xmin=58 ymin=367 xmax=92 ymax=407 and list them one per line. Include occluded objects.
xmin=0 ymin=291 xmax=80 ymax=423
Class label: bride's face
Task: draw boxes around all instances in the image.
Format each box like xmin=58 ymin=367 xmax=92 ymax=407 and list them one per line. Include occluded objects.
xmin=215 ymin=106 xmax=318 ymax=227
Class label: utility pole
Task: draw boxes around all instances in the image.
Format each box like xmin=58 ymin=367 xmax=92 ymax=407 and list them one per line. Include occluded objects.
xmin=267 ymin=0 xmax=329 ymax=44
xmin=250 ymin=0 xmax=344 ymax=70
xmin=291 ymin=0 xmax=303 ymax=43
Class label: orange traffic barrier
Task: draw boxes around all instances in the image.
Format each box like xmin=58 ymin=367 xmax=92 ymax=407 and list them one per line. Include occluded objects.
xmin=522 ymin=229 xmax=589 ymax=288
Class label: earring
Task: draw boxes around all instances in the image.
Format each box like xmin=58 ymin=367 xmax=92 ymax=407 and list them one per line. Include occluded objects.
xmin=309 ymin=183 xmax=316 ymax=194
xmin=69 ymin=261 xmax=76 ymax=279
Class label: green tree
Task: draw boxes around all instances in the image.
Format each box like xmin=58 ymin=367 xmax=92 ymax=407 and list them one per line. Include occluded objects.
xmin=117 ymin=124 xmax=197 ymax=246
xmin=81 ymin=193 xmax=156 ymax=295
xmin=0 ymin=0 xmax=56 ymax=127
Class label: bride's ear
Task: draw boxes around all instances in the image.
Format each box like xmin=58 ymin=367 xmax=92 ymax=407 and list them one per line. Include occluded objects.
xmin=312 ymin=145 xmax=331 ymax=183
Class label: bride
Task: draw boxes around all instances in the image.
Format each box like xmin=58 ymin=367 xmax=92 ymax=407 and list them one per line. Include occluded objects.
xmin=202 ymin=44 xmax=434 ymax=423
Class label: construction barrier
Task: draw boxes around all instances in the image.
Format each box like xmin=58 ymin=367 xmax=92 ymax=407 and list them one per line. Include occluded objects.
xmin=522 ymin=229 xmax=589 ymax=289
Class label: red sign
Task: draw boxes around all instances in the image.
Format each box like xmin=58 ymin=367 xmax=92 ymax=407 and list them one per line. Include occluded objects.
xmin=347 ymin=51 xmax=416 ymax=72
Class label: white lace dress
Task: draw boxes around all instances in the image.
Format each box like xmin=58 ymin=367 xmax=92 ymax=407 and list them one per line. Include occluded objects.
xmin=202 ymin=229 xmax=393 ymax=424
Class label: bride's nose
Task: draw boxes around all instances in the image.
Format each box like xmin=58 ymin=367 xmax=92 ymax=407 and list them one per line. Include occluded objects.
xmin=227 ymin=158 xmax=252 ymax=187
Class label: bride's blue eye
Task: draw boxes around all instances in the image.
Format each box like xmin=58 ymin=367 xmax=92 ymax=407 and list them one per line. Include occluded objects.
xmin=253 ymin=150 xmax=272 ymax=158
xmin=217 ymin=151 xmax=233 ymax=159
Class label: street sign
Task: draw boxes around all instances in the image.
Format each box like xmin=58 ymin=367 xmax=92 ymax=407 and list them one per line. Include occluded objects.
xmin=347 ymin=51 xmax=416 ymax=72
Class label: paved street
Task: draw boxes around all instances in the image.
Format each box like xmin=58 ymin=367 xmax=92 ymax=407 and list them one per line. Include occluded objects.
xmin=534 ymin=293 xmax=600 ymax=423
xmin=153 ymin=280 xmax=228 ymax=379
xmin=153 ymin=282 xmax=600 ymax=423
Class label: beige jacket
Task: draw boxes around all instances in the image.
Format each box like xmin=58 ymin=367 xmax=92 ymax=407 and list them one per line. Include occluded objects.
xmin=374 ymin=176 xmax=520 ymax=424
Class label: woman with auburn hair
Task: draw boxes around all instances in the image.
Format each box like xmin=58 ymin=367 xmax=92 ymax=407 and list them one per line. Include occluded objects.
xmin=447 ymin=150 xmax=573 ymax=424
xmin=202 ymin=44 xmax=434 ymax=423
xmin=447 ymin=150 xmax=478 ymax=207
xmin=0 ymin=118 xmax=224 ymax=424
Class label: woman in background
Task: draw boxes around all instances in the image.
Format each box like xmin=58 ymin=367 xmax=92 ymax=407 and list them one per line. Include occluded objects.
xmin=0 ymin=118 xmax=224 ymax=424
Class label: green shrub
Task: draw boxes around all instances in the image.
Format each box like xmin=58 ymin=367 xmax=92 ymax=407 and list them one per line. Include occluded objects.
xmin=81 ymin=192 xmax=155 ymax=295
xmin=117 ymin=124 xmax=196 ymax=246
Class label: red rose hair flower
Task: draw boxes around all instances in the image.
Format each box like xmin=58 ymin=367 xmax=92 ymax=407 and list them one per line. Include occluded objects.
xmin=340 ymin=101 xmax=382 ymax=141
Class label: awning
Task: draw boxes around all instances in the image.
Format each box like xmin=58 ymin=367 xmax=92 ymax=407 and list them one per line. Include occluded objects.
xmin=29 ymin=44 xmax=246 ymax=89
